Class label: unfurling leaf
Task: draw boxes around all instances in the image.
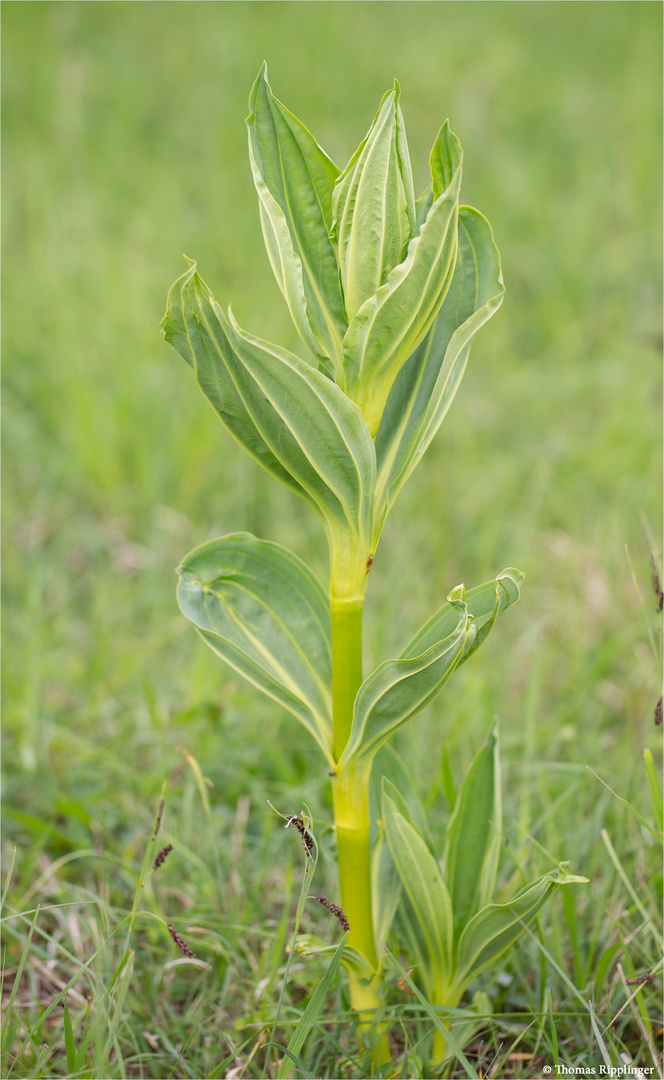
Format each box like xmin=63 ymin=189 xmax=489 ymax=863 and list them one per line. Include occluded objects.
xmin=177 ymin=532 xmax=333 ymax=761
xmin=340 ymin=594 xmax=468 ymax=768
xmin=453 ymin=864 xmax=588 ymax=991
xmin=340 ymin=570 xmax=523 ymax=768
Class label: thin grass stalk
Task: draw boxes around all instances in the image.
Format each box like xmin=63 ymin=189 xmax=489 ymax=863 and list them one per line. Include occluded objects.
xmin=267 ymin=814 xmax=318 ymax=1076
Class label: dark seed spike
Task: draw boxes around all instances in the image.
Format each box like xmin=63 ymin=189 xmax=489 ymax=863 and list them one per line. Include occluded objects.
xmin=153 ymin=797 xmax=166 ymax=841
xmin=314 ymin=895 xmax=350 ymax=932
xmin=167 ymin=923 xmax=195 ymax=958
xmin=655 ymin=697 xmax=662 ymax=726
xmin=153 ymin=843 xmax=173 ymax=869
xmin=651 ymin=552 xmax=663 ymax=612
xmin=285 ymin=814 xmax=315 ymax=858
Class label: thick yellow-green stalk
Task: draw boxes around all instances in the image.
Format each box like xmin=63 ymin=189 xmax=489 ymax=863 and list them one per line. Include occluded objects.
xmin=329 ymin=546 xmax=373 ymax=961
xmin=329 ymin=544 xmax=389 ymax=1065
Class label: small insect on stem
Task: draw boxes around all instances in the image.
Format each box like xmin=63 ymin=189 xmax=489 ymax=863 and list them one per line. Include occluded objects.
xmin=655 ymin=696 xmax=662 ymax=726
xmin=397 ymin=968 xmax=415 ymax=995
xmin=285 ymin=814 xmax=315 ymax=858
xmin=366 ymin=553 xmax=374 ymax=575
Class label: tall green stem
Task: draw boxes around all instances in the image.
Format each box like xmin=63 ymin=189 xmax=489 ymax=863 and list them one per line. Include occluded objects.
xmin=329 ymin=542 xmax=390 ymax=1068
xmin=331 ymin=597 xmax=364 ymax=762
xmin=329 ymin=543 xmax=371 ymax=956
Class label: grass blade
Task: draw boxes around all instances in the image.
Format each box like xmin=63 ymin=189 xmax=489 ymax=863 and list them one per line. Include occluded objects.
xmin=589 ymin=999 xmax=614 ymax=1072
xmin=1 ymin=906 xmax=39 ymax=1052
xmin=277 ymin=932 xmax=348 ymax=1079
xmin=587 ymin=768 xmax=663 ymax=845
xmin=383 ymin=947 xmax=480 ymax=1079
xmin=63 ymin=995 xmax=77 ymax=1075
xmin=643 ymin=749 xmax=663 ymax=834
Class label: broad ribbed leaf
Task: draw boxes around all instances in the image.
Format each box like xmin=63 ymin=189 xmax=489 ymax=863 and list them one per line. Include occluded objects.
xmin=341 ymin=571 xmax=523 ymax=768
xmin=333 ymin=85 xmax=415 ymax=321
xmin=342 ymin=127 xmax=462 ymax=436
xmin=177 ymin=531 xmax=332 ymax=760
xmin=382 ymin=791 xmax=454 ymax=995
xmin=177 ymin=533 xmax=333 ymax=761
xmin=340 ymin=596 xmax=468 ymax=768
xmin=163 ymin=260 xmax=301 ymax=498
xmin=453 ymin=865 xmax=588 ymax=991
xmin=443 ymin=728 xmax=502 ymax=938
xmin=162 ymin=260 xmax=375 ymax=557
xmin=374 ymin=207 xmax=504 ymax=537
xmin=247 ymin=65 xmax=346 ymax=376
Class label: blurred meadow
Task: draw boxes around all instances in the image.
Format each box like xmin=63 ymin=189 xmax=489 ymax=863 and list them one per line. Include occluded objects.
xmin=2 ymin=2 xmax=662 ymax=1077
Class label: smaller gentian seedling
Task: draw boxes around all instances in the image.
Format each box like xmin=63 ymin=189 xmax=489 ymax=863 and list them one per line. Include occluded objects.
xmin=163 ymin=66 xmax=586 ymax=1068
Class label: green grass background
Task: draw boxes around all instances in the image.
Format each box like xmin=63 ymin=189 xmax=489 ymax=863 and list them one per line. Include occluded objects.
xmin=2 ymin=2 xmax=662 ymax=1077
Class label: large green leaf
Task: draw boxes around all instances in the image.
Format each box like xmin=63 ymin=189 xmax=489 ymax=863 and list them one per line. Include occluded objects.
xmin=176 ymin=532 xmax=333 ymax=762
xmin=382 ymin=790 xmax=454 ymax=999
xmin=443 ymin=728 xmax=502 ymax=939
xmin=332 ymin=85 xmax=415 ymax=321
xmin=342 ymin=124 xmax=462 ymax=436
xmin=340 ymin=570 xmax=523 ymax=769
xmin=453 ymin=865 xmax=588 ymax=992
xmin=246 ymin=65 xmax=346 ymax=376
xmin=374 ymin=207 xmax=504 ymax=538
xmin=162 ymin=260 xmax=375 ymax=558
xmin=339 ymin=594 xmax=469 ymax=769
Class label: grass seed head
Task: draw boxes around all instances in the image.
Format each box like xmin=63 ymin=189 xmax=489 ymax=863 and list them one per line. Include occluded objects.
xmin=651 ymin=552 xmax=663 ymax=611
xmin=285 ymin=814 xmax=315 ymax=858
xmin=154 ymin=843 xmax=173 ymax=869
xmin=314 ymin=895 xmax=350 ymax=932
xmin=167 ymin=923 xmax=195 ymax=958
